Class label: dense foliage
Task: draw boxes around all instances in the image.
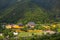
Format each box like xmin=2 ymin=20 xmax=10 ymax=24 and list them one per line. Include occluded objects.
xmin=0 ymin=0 xmax=60 ymax=24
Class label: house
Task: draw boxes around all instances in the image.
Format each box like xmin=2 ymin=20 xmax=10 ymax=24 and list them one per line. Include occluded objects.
xmin=5 ymin=24 xmax=24 ymax=32
xmin=12 ymin=25 xmax=21 ymax=29
xmin=0 ymin=33 xmax=3 ymax=36
xmin=18 ymin=23 xmax=24 ymax=27
xmin=13 ymin=32 xmax=18 ymax=36
xmin=44 ymin=30 xmax=56 ymax=35
xmin=27 ymin=22 xmax=35 ymax=28
xmin=5 ymin=24 xmax=24 ymax=29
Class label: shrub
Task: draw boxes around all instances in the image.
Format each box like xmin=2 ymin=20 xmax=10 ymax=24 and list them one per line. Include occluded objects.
xmin=0 ymin=36 xmax=4 ymax=40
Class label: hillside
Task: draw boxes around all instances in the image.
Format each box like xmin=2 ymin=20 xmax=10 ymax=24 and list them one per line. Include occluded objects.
xmin=0 ymin=0 xmax=60 ymax=24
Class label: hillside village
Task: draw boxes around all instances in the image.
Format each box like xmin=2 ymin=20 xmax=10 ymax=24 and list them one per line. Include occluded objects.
xmin=0 ymin=22 xmax=60 ymax=40
xmin=2 ymin=22 xmax=60 ymax=34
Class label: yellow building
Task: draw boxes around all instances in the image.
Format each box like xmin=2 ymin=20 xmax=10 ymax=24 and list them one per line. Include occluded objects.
xmin=5 ymin=24 xmax=24 ymax=32
xmin=6 ymin=24 xmax=24 ymax=29
xmin=12 ymin=25 xmax=20 ymax=29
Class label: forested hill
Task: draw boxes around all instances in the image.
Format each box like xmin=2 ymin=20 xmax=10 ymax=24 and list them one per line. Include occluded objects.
xmin=0 ymin=0 xmax=60 ymax=24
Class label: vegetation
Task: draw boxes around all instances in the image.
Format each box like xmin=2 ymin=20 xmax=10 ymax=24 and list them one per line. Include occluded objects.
xmin=0 ymin=0 xmax=60 ymax=24
xmin=0 ymin=0 xmax=60 ymax=40
xmin=0 ymin=23 xmax=60 ymax=40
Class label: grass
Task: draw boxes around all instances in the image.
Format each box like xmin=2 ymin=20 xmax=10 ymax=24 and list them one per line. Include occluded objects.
xmin=18 ymin=31 xmax=43 ymax=38
xmin=18 ymin=32 xmax=33 ymax=37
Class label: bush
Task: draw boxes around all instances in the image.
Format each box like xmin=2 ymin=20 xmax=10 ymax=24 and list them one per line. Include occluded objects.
xmin=0 ymin=36 xmax=4 ymax=40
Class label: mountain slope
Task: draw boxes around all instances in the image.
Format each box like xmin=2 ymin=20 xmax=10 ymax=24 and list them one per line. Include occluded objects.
xmin=0 ymin=0 xmax=50 ymax=24
xmin=0 ymin=0 xmax=60 ymax=24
